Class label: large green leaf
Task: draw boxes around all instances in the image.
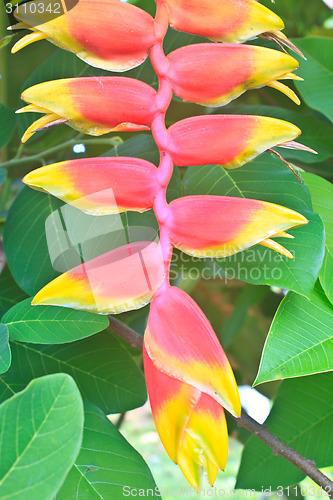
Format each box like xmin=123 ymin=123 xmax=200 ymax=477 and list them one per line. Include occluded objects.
xmin=223 ymin=105 xmax=333 ymax=164
xmin=56 ymin=400 xmax=159 ymax=499
xmin=237 ymin=372 xmax=333 ymax=490
xmin=0 ymin=373 xmax=83 ymax=500
xmin=0 ymin=266 xmax=28 ymax=320
xmin=4 ymin=188 xmax=63 ymax=295
xmin=302 ymin=172 xmax=333 ymax=304
xmin=0 ymin=324 xmax=11 ymax=374
xmin=255 ymin=283 xmax=333 ymax=385
xmin=2 ymin=298 xmax=109 ymax=344
xmin=2 ymin=330 xmax=146 ymax=412
xmin=183 ymin=153 xmax=325 ymax=296
xmin=4 ymin=187 xmax=159 ymax=296
xmin=293 ymin=37 xmax=333 ymax=123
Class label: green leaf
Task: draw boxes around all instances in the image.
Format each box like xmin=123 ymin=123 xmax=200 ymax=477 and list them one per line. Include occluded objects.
xmin=237 ymin=372 xmax=333 ymax=490
xmin=255 ymin=283 xmax=333 ymax=385
xmin=293 ymin=37 xmax=333 ymax=123
xmin=3 ymin=298 xmax=109 ymax=344
xmin=0 ymin=266 xmax=28 ymax=320
xmin=0 ymin=324 xmax=11 ymax=374
xmin=0 ymin=104 xmax=16 ymax=149
xmin=4 ymin=188 xmax=63 ymax=295
xmin=2 ymin=330 xmax=146 ymax=412
xmin=56 ymin=400 xmax=159 ymax=499
xmin=223 ymin=105 xmax=333 ymax=164
xmin=0 ymin=373 xmax=83 ymax=500
xmin=183 ymin=153 xmax=325 ymax=296
xmin=3 ymin=187 xmax=158 ymax=296
xmin=302 ymin=172 xmax=333 ymax=304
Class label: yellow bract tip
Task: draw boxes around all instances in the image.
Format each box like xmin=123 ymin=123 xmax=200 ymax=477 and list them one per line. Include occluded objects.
xmin=267 ymin=80 xmax=301 ymax=105
xmin=11 ymin=31 xmax=48 ymax=54
xmin=21 ymin=113 xmax=64 ymax=143
xmin=259 ymin=238 xmax=294 ymax=259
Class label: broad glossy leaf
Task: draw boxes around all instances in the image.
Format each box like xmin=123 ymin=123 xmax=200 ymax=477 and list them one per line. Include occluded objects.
xmin=3 ymin=330 xmax=146 ymax=412
xmin=56 ymin=400 xmax=158 ymax=499
xmin=302 ymin=172 xmax=333 ymax=304
xmin=0 ymin=267 xmax=28 ymax=320
xmin=4 ymin=187 xmax=158 ymax=296
xmin=3 ymin=298 xmax=109 ymax=344
xmin=183 ymin=153 xmax=325 ymax=296
xmin=293 ymin=37 xmax=333 ymax=123
xmin=0 ymin=373 xmax=83 ymax=500
xmin=255 ymin=283 xmax=333 ymax=385
xmin=0 ymin=324 xmax=11 ymax=374
xmin=4 ymin=188 xmax=63 ymax=295
xmin=237 ymin=372 xmax=333 ymax=490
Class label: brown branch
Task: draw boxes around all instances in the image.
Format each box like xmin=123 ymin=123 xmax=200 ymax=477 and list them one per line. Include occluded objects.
xmin=237 ymin=410 xmax=333 ymax=498
xmin=107 ymin=316 xmax=333 ymax=497
xmin=108 ymin=315 xmax=144 ymax=351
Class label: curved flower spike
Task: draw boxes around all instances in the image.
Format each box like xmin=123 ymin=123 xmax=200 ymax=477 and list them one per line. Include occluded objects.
xmin=32 ymin=241 xmax=164 ymax=314
xmin=23 ymin=158 xmax=160 ymax=215
xmin=157 ymin=0 xmax=283 ymax=44
xmin=144 ymin=348 xmax=229 ymax=490
xmin=144 ymin=286 xmax=241 ymax=418
xmin=11 ymin=0 xmax=156 ymax=72
xmin=17 ymin=77 xmax=157 ymax=143
xmin=165 ymin=196 xmax=308 ymax=259
xmin=168 ymin=115 xmax=302 ymax=169
xmin=167 ymin=44 xmax=301 ymax=107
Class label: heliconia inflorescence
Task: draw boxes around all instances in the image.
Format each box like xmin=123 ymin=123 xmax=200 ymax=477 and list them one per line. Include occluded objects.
xmin=12 ymin=0 xmax=313 ymax=489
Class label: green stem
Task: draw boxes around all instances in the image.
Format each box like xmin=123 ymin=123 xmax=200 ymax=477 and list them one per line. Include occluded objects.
xmin=2 ymin=136 xmax=123 ymax=172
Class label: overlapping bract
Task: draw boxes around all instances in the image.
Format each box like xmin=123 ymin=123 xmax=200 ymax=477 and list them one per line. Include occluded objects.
xmin=11 ymin=0 xmax=156 ymax=71
xmin=168 ymin=115 xmax=301 ymax=169
xmin=167 ymin=44 xmax=301 ymax=106
xmin=144 ymin=286 xmax=240 ymax=489
xmin=32 ymin=241 xmax=164 ymax=314
xmin=165 ymin=196 xmax=308 ymax=259
xmin=23 ymin=158 xmax=160 ymax=215
xmin=156 ymin=0 xmax=284 ymax=43
xmin=18 ymin=77 xmax=156 ymax=142
xmin=15 ymin=0 xmax=312 ymax=489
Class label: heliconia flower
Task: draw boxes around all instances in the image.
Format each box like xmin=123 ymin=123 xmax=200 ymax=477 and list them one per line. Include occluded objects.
xmin=157 ymin=0 xmax=283 ymax=44
xmin=144 ymin=286 xmax=241 ymax=418
xmin=164 ymin=196 xmax=308 ymax=259
xmin=166 ymin=44 xmax=302 ymax=107
xmin=23 ymin=157 xmax=160 ymax=215
xmin=17 ymin=77 xmax=156 ymax=143
xmin=167 ymin=115 xmax=303 ymax=169
xmin=32 ymin=241 xmax=164 ymax=314
xmin=11 ymin=0 xmax=156 ymax=72
xmin=144 ymin=348 xmax=229 ymax=489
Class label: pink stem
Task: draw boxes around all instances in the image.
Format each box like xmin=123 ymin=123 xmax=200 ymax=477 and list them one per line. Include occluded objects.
xmin=149 ymin=36 xmax=174 ymax=290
